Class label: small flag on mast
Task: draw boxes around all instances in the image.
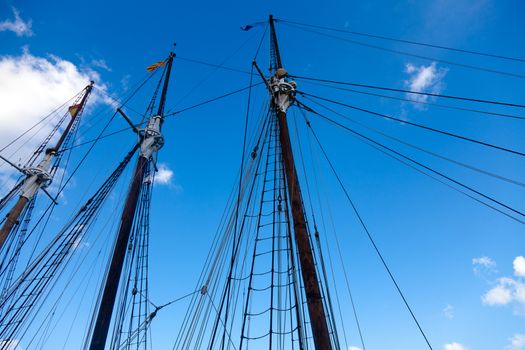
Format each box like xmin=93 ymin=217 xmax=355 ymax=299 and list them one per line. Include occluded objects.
xmin=146 ymin=60 xmax=165 ymax=72
xmin=68 ymin=104 xmax=81 ymax=117
xmin=240 ymin=20 xmax=265 ymax=31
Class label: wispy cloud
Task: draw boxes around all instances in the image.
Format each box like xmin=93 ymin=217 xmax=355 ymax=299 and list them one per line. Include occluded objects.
xmin=0 ymin=7 xmax=33 ymax=37
xmin=90 ymin=59 xmax=111 ymax=72
xmin=444 ymin=342 xmax=467 ymax=350
xmin=478 ymin=257 xmax=525 ymax=315
xmin=403 ymin=62 xmax=448 ymax=109
xmin=507 ymin=334 xmax=525 ymax=350
xmin=472 ymin=256 xmax=497 ymax=276
xmin=443 ymin=304 xmax=454 ymax=319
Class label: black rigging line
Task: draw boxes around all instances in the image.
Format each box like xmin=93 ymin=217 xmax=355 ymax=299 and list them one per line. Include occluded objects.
xmin=175 ymin=56 xmax=253 ymax=75
xmin=297 ymin=101 xmax=525 ymax=220
xmin=170 ymin=29 xmax=262 ymax=111
xmin=300 ymin=112 xmax=434 ymax=350
xmin=300 ymin=91 xmax=525 ymax=157
xmin=292 ymin=75 xmax=525 ymax=109
xmin=281 ymin=22 xmax=525 ymax=79
xmin=224 ymin=62 xmax=255 ymax=350
xmin=165 ymin=83 xmax=264 ymax=117
xmin=277 ymin=19 xmax=525 ymax=63
xmin=207 ymin=114 xmax=272 ymax=349
xmin=303 ymin=96 xmax=525 ymax=188
xmin=343 ymin=123 xmax=525 ymax=225
xmin=300 ymin=80 xmax=525 ymax=121
xmin=0 ymin=92 xmax=81 ymax=153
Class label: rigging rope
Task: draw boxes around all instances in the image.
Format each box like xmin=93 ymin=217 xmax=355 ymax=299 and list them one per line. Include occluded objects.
xmin=300 ymin=80 xmax=525 ymax=121
xmin=276 ymin=18 xmax=525 ymax=63
xmin=299 ymin=110 xmax=434 ymax=350
xmin=297 ymin=100 xmax=525 ymax=223
xmin=299 ymin=91 xmax=525 ymax=157
xmin=292 ymin=75 xmax=525 ymax=109
xmin=281 ymin=21 xmax=525 ymax=79
xmin=303 ymin=95 xmax=525 ymax=188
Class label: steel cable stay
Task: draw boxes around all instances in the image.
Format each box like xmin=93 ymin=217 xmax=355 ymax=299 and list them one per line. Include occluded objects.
xmin=286 ymin=112 xmax=343 ymax=350
xmin=57 ymin=83 xmax=265 ymax=155
xmin=171 ymin=105 xmax=273 ymax=349
xmin=297 ymin=108 xmax=435 ymax=350
xmin=299 ymin=79 xmax=525 ymax=121
xmin=280 ymin=22 xmax=525 ymax=80
xmin=291 ymin=108 xmax=365 ymax=350
xmin=168 ymin=24 xmax=267 ymax=111
xmin=276 ymin=18 xmax=525 ymax=63
xmin=299 ymin=91 xmax=525 ymax=157
xmin=166 ymin=55 xmax=525 ymax=110
xmin=296 ymin=101 xmax=525 ymax=224
xmin=302 ymin=95 xmax=525 ymax=188
xmin=159 ymin=55 xmax=525 ymax=116
xmin=292 ymin=75 xmax=525 ymax=109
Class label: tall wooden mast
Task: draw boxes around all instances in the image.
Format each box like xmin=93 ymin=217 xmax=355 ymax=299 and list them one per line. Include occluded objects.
xmin=0 ymin=81 xmax=94 ymax=249
xmin=265 ymin=15 xmax=333 ymax=350
xmin=88 ymin=52 xmax=175 ymax=350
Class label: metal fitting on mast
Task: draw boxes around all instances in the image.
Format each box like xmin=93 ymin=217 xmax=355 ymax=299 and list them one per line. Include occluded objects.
xmin=269 ymin=67 xmax=297 ymax=113
xmin=139 ymin=115 xmax=164 ymax=159
xmin=19 ymin=154 xmax=53 ymax=199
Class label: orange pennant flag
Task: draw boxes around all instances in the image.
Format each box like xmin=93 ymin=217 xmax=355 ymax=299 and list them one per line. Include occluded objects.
xmin=146 ymin=60 xmax=165 ymax=72
xmin=68 ymin=104 xmax=81 ymax=117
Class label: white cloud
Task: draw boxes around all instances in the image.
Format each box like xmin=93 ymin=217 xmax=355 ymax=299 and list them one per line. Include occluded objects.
xmin=482 ymin=277 xmax=525 ymax=313
xmin=482 ymin=281 xmax=513 ymax=305
xmin=514 ymin=256 xmax=525 ymax=277
xmin=443 ymin=304 xmax=454 ymax=319
xmin=0 ymin=49 xmax=106 ymax=190
xmin=90 ymin=59 xmax=111 ymax=72
xmin=0 ymin=7 xmax=33 ymax=37
xmin=155 ymin=163 xmax=173 ymax=185
xmin=478 ymin=257 xmax=525 ymax=315
xmin=444 ymin=342 xmax=467 ymax=350
xmin=473 ymin=256 xmax=497 ymax=276
xmin=507 ymin=334 xmax=525 ymax=350
xmin=473 ymin=256 xmax=496 ymax=268
xmin=348 ymin=347 xmax=361 ymax=350
xmin=403 ymin=62 xmax=448 ymax=108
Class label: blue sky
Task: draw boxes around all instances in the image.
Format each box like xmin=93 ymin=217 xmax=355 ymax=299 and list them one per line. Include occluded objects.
xmin=1 ymin=1 xmax=525 ymax=350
